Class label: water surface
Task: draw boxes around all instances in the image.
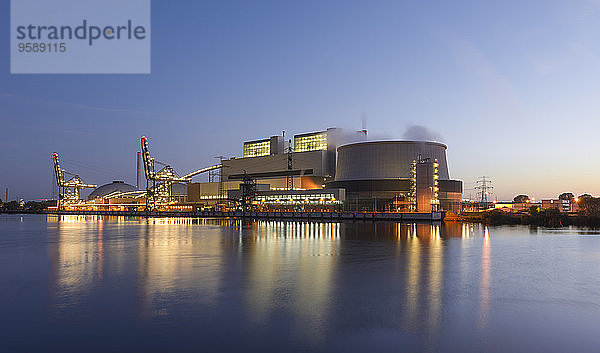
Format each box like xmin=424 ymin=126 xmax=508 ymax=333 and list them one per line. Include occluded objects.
xmin=1 ymin=214 xmax=599 ymax=352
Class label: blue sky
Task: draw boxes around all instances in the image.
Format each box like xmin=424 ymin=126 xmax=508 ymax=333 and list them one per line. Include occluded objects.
xmin=2 ymin=0 xmax=600 ymax=201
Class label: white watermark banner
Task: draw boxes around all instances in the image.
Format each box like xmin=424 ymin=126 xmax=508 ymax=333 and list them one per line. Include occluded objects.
xmin=11 ymin=0 xmax=151 ymax=74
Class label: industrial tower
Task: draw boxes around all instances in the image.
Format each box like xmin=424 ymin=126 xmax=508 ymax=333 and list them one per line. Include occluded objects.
xmin=286 ymin=139 xmax=293 ymax=190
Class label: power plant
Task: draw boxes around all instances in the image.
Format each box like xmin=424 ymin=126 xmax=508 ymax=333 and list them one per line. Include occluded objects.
xmin=51 ymin=128 xmax=463 ymax=215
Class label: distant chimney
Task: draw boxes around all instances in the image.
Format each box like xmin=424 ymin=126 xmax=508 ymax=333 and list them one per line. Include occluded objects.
xmin=136 ymin=151 xmax=141 ymax=189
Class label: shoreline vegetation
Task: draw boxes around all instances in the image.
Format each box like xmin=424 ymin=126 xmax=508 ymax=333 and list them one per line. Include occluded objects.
xmin=450 ymin=195 xmax=600 ymax=228
xmin=455 ymin=209 xmax=600 ymax=227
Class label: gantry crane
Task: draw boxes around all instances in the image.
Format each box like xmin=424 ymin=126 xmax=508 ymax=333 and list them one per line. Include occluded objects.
xmin=140 ymin=136 xmax=221 ymax=210
xmin=53 ymin=152 xmax=97 ymax=210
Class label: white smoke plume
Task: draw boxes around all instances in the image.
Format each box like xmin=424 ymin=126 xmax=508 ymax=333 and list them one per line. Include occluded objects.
xmin=330 ymin=123 xmax=443 ymax=145
xmin=402 ymin=125 xmax=444 ymax=142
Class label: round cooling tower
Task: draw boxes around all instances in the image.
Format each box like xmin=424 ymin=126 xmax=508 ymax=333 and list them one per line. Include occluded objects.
xmin=335 ymin=141 xmax=450 ymax=181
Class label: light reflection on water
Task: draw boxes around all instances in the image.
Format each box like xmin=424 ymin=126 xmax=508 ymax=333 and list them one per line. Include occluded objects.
xmin=478 ymin=228 xmax=490 ymax=329
xmin=1 ymin=215 xmax=600 ymax=352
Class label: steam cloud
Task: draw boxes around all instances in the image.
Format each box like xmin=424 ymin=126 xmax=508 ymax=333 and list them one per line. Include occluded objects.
xmin=329 ymin=123 xmax=444 ymax=145
xmin=402 ymin=125 xmax=444 ymax=142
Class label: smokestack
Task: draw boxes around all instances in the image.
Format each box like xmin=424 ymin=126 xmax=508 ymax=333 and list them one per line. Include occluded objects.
xmin=5 ymin=187 xmax=8 ymax=203
xmin=136 ymin=151 xmax=141 ymax=189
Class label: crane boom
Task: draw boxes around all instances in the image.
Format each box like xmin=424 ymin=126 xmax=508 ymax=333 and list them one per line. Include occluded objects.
xmin=140 ymin=136 xmax=154 ymax=181
xmin=53 ymin=152 xmax=64 ymax=187
xmin=182 ymin=164 xmax=222 ymax=180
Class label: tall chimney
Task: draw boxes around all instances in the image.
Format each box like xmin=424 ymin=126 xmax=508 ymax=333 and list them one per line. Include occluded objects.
xmin=136 ymin=151 xmax=141 ymax=189
xmin=5 ymin=187 xmax=8 ymax=203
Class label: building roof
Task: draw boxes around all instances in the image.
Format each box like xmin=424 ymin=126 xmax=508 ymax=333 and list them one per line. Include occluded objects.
xmin=243 ymin=137 xmax=271 ymax=145
xmin=293 ymin=130 xmax=327 ymax=138
xmin=88 ymin=181 xmax=138 ymax=199
xmin=337 ymin=140 xmax=448 ymax=150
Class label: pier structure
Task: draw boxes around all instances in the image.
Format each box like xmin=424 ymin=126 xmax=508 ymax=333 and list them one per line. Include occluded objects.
xmin=44 ymin=209 xmax=445 ymax=222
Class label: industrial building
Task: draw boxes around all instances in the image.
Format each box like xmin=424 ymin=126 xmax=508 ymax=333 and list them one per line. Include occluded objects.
xmin=187 ymin=128 xmax=463 ymax=213
xmin=188 ymin=128 xmax=341 ymax=206
xmin=52 ymin=127 xmax=462 ymax=214
xmin=84 ymin=181 xmax=143 ymax=211
xmin=328 ymin=141 xmax=462 ymax=212
xmin=81 ymin=180 xmax=190 ymax=211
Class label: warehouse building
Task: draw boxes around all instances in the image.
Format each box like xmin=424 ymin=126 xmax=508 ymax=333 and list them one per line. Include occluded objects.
xmin=85 ymin=181 xmax=188 ymax=211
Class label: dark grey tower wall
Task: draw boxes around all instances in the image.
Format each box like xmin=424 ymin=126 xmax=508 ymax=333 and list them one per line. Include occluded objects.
xmin=335 ymin=141 xmax=450 ymax=181
xmin=270 ymin=136 xmax=284 ymax=155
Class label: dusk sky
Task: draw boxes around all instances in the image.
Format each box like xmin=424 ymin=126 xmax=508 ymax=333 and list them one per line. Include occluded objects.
xmin=2 ymin=0 xmax=600 ymax=201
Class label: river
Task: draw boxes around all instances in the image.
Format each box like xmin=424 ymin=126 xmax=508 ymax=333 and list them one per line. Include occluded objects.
xmin=1 ymin=214 xmax=599 ymax=352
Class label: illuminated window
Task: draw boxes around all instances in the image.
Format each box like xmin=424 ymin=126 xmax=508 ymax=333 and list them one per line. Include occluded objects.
xmin=294 ymin=132 xmax=327 ymax=152
xmin=243 ymin=140 xmax=270 ymax=157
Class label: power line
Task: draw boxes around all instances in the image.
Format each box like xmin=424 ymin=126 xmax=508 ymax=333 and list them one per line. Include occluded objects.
xmin=474 ymin=176 xmax=494 ymax=209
